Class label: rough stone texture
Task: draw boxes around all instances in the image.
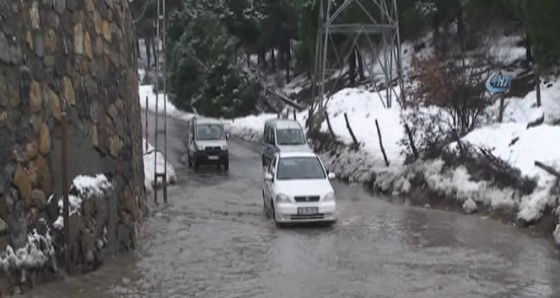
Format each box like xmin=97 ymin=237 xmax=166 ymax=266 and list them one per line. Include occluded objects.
xmin=0 ymin=0 xmax=145 ymax=293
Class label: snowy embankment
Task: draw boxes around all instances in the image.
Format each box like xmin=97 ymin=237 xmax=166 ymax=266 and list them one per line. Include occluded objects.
xmin=143 ymin=138 xmax=176 ymax=194
xmin=137 ymin=83 xmax=178 ymax=193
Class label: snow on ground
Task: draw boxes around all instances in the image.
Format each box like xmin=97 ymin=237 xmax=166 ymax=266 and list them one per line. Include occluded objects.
xmin=143 ymin=138 xmax=176 ymax=194
xmin=139 ymin=85 xmax=194 ymax=121
xmin=320 ymin=88 xmax=406 ymax=166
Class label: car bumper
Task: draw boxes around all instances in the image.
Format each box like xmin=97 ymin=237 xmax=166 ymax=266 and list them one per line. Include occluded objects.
xmin=275 ymin=202 xmax=336 ymax=223
xmin=193 ymin=151 xmax=228 ymax=163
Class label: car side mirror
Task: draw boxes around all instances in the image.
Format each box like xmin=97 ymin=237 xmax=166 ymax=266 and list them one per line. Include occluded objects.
xmin=328 ymin=172 xmax=336 ymax=179
xmin=264 ymin=172 xmax=274 ymax=181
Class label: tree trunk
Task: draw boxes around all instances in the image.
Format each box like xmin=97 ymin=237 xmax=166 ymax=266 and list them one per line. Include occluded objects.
xmin=258 ymin=48 xmax=267 ymax=68
xmin=432 ymin=13 xmax=441 ymax=55
xmin=349 ymin=47 xmax=356 ymax=86
xmin=145 ymin=37 xmax=151 ymax=69
xmin=356 ymin=47 xmax=365 ymax=81
xmin=151 ymin=37 xmax=157 ymax=69
xmin=525 ymin=34 xmax=533 ymax=66
xmin=286 ymin=42 xmax=291 ymax=83
xmin=246 ymin=52 xmax=251 ymax=68
xmin=456 ymin=4 xmax=466 ymax=50
xmin=271 ymin=48 xmax=276 ymax=71
xmin=535 ymin=67 xmax=541 ymax=107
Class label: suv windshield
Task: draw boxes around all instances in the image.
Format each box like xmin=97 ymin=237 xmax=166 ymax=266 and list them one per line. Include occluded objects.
xmin=276 ymin=128 xmax=305 ymax=145
xmin=276 ymin=157 xmax=326 ymax=180
xmin=196 ymin=124 xmax=225 ymax=141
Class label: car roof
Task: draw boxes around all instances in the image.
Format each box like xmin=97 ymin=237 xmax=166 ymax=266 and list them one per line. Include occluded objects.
xmin=193 ymin=117 xmax=223 ymax=125
xmin=277 ymin=151 xmax=318 ymax=159
xmin=265 ymin=118 xmax=302 ymax=129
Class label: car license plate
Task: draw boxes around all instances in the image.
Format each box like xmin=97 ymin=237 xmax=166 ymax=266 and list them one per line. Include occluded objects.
xmin=208 ymin=156 xmax=219 ymax=160
xmin=297 ymin=207 xmax=318 ymax=215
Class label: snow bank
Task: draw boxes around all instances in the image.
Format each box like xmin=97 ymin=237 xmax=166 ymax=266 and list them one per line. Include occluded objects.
xmin=139 ymin=85 xmax=194 ymax=121
xmin=320 ymin=88 xmax=406 ymax=166
xmin=143 ymin=138 xmax=176 ymax=193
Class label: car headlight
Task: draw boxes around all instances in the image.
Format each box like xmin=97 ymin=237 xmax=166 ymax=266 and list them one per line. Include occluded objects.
xmin=322 ymin=192 xmax=336 ymax=202
xmin=221 ymin=145 xmax=228 ymax=151
xmin=276 ymin=194 xmax=291 ymax=203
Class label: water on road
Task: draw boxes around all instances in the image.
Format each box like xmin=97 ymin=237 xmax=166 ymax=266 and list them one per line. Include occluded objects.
xmin=27 ymin=113 xmax=560 ymax=298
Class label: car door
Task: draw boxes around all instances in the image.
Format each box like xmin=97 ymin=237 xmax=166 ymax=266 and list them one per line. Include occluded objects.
xmin=188 ymin=122 xmax=196 ymax=155
xmin=264 ymin=156 xmax=277 ymax=209
xmin=264 ymin=127 xmax=274 ymax=163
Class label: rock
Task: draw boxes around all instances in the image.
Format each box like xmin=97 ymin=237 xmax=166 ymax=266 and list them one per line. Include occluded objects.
xmin=91 ymin=125 xmax=98 ymax=148
xmin=0 ymin=81 xmax=6 ymax=107
xmin=45 ymin=29 xmax=57 ymax=54
xmin=8 ymin=201 xmax=27 ymax=249
xmin=54 ymin=0 xmax=65 ymax=14
xmin=102 ymin=20 xmax=111 ymax=42
xmin=0 ymin=112 xmax=6 ymax=125
xmin=31 ymin=189 xmax=46 ymax=209
xmin=30 ymin=1 xmax=40 ymax=29
xmin=8 ymin=84 xmax=19 ymax=108
xmin=44 ymin=55 xmax=55 ymax=68
xmin=0 ymin=218 xmax=6 ymax=235
xmin=93 ymin=10 xmax=102 ymax=34
xmin=67 ymin=0 xmax=78 ymax=11
xmin=105 ymin=0 xmax=113 ymax=9
xmin=84 ymin=31 xmax=93 ymax=59
xmin=85 ymin=0 xmax=94 ymax=11
xmin=0 ymin=192 xmax=13 ymax=224
xmin=10 ymin=46 xmax=22 ymax=65
xmin=462 ymin=198 xmax=477 ymax=214
xmin=45 ymin=194 xmax=59 ymax=222
xmin=26 ymin=207 xmax=39 ymax=227
xmin=25 ymin=141 xmax=38 ymax=161
xmin=30 ymin=115 xmax=42 ymax=134
xmin=94 ymin=37 xmax=103 ymax=56
xmin=39 ymin=122 xmax=51 ymax=155
xmin=47 ymin=87 xmax=61 ymax=120
xmin=29 ymin=80 xmax=42 ymax=113
xmin=0 ymin=235 xmax=9 ymax=251
xmin=74 ymin=23 xmax=83 ymax=54
xmin=0 ymin=33 xmax=10 ymax=64
xmin=107 ymin=104 xmax=118 ymax=123
xmin=109 ymin=136 xmax=122 ymax=157
xmin=63 ymin=76 xmax=75 ymax=106
xmin=123 ymin=187 xmax=135 ymax=214
xmin=26 ymin=31 xmax=34 ymax=50
xmin=14 ymin=165 xmax=32 ymax=206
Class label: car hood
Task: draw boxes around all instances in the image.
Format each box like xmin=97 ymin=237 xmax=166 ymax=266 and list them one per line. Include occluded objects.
xmin=277 ymin=144 xmax=312 ymax=152
xmin=274 ymin=179 xmax=334 ymax=198
xmin=196 ymin=140 xmax=227 ymax=148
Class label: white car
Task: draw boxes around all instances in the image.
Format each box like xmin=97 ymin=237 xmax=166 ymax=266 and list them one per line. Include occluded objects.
xmin=262 ymin=151 xmax=337 ymax=225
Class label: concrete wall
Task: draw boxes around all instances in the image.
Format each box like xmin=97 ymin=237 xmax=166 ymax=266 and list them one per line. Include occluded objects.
xmin=0 ymin=0 xmax=145 ymax=266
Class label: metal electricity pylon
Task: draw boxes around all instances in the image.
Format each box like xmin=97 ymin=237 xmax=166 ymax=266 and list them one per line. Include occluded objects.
xmin=311 ymin=0 xmax=405 ymax=119
xmin=153 ymin=0 xmax=168 ymax=204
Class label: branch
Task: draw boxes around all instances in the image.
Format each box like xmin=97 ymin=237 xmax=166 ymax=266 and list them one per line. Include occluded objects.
xmin=534 ymin=161 xmax=560 ymax=178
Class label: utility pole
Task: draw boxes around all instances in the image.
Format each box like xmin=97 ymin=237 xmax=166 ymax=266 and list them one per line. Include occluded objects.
xmin=153 ymin=0 xmax=168 ymax=204
xmin=310 ymin=0 xmax=405 ymax=126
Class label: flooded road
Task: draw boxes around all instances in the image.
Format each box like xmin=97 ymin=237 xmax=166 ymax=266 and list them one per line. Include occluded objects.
xmin=27 ymin=113 xmax=560 ymax=298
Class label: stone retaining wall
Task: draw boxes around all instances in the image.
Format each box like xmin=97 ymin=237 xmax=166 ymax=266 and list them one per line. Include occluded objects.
xmin=0 ymin=0 xmax=145 ymax=292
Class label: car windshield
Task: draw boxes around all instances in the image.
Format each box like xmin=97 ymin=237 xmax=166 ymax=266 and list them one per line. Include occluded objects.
xmin=276 ymin=156 xmax=326 ymax=180
xmin=196 ymin=124 xmax=225 ymax=141
xmin=276 ymin=128 xmax=305 ymax=145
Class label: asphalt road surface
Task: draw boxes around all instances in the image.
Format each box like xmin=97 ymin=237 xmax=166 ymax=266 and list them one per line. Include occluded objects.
xmin=28 ymin=112 xmax=560 ymax=298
